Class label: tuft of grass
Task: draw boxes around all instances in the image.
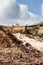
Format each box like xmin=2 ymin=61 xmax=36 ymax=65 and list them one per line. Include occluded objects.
xmin=38 ymin=26 xmax=43 ymax=34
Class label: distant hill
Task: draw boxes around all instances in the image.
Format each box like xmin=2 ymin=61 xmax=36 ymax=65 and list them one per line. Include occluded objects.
xmin=25 ymin=22 xmax=43 ymax=36
xmin=38 ymin=22 xmax=43 ymax=26
xmin=38 ymin=22 xmax=43 ymax=24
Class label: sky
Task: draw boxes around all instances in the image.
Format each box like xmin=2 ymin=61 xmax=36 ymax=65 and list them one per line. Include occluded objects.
xmin=0 ymin=0 xmax=43 ymax=25
xmin=18 ymin=0 xmax=43 ymax=15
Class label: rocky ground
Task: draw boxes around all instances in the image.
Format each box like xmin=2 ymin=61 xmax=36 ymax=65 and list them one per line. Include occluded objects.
xmin=0 ymin=46 xmax=43 ymax=65
xmin=0 ymin=26 xmax=43 ymax=65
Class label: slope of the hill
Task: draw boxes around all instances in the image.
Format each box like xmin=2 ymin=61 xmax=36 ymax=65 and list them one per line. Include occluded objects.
xmin=0 ymin=25 xmax=43 ymax=65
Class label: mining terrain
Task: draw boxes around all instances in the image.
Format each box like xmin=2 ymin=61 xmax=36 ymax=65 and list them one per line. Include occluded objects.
xmin=0 ymin=23 xmax=43 ymax=65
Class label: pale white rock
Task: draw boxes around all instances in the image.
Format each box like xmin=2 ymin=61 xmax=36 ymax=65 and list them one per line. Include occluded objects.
xmin=13 ymin=33 xmax=43 ymax=52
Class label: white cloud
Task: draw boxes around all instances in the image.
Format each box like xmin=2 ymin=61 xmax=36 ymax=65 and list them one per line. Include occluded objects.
xmin=0 ymin=0 xmax=11 ymax=19
xmin=19 ymin=4 xmax=29 ymax=20
xmin=19 ymin=4 xmax=39 ymax=25
xmin=0 ymin=0 xmax=42 ymax=25
xmin=0 ymin=0 xmax=20 ymax=19
xmin=4 ymin=0 xmax=20 ymax=19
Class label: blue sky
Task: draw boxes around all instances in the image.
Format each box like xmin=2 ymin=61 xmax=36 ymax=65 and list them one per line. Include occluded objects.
xmin=18 ymin=0 xmax=43 ymax=15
